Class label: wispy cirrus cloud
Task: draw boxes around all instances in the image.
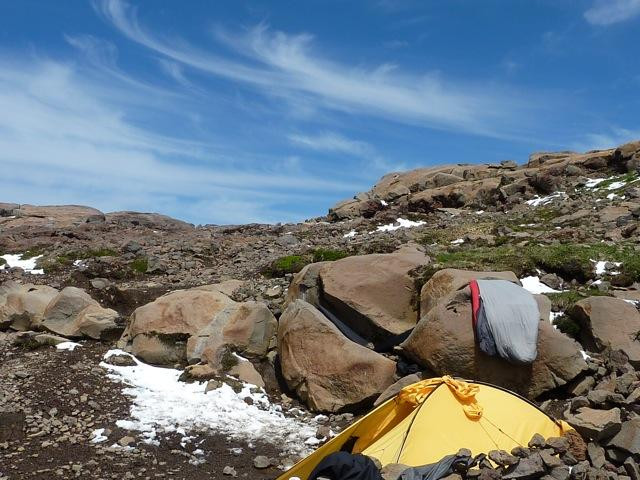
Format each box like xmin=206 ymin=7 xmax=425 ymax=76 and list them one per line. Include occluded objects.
xmin=584 ymin=0 xmax=640 ymax=26
xmin=94 ymin=0 xmax=536 ymax=140
xmin=0 ymin=54 xmax=361 ymax=224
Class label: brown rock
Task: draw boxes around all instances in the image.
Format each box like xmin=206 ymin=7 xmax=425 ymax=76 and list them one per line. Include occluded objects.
xmin=278 ymin=300 xmax=396 ymax=412
xmin=607 ymin=418 xmax=640 ymax=455
xmin=317 ymin=246 xmax=430 ymax=341
xmin=401 ymin=285 xmax=587 ymax=398
xmin=564 ymin=407 xmax=621 ymax=441
xmin=419 ymin=268 xmax=519 ymax=317
xmin=569 ymin=296 xmax=640 ymax=367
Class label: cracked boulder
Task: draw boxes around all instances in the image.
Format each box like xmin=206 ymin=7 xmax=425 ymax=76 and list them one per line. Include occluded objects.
xmin=278 ymin=300 xmax=396 ymax=412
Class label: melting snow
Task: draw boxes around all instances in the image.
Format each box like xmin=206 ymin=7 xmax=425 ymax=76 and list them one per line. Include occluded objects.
xmin=100 ymin=350 xmax=318 ymax=459
xmin=520 ymin=276 xmax=560 ymax=294
xmin=592 ymin=260 xmax=622 ymax=276
xmin=56 ymin=342 xmax=81 ymax=351
xmin=91 ymin=428 xmax=108 ymax=443
xmin=580 ymin=350 xmax=592 ymax=361
xmin=374 ymin=218 xmax=426 ymax=232
xmin=0 ymin=253 xmax=44 ymax=274
xmin=525 ymin=192 xmax=565 ymax=207
xmin=380 ymin=200 xmax=388 ymax=206
xmin=549 ymin=311 xmax=564 ymax=325
xmin=607 ymin=181 xmax=626 ymax=190
xmin=343 ymin=230 xmax=357 ymax=238
xmin=585 ymin=178 xmax=606 ymax=188
xmin=450 ymin=238 xmax=465 ymax=245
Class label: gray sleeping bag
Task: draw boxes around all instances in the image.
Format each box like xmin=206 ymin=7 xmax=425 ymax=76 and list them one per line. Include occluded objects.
xmin=475 ymin=279 xmax=540 ymax=364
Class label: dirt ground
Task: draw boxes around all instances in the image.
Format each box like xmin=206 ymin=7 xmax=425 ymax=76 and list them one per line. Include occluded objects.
xmin=0 ymin=339 xmax=285 ymax=480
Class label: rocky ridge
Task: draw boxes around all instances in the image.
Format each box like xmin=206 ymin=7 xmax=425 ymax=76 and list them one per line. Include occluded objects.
xmin=1 ymin=140 xmax=640 ymax=479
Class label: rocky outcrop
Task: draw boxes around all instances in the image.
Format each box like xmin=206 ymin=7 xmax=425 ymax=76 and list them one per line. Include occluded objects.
xmin=401 ymin=271 xmax=587 ymax=398
xmin=328 ymin=142 xmax=640 ymax=221
xmin=569 ymin=296 xmax=640 ymax=367
xmin=186 ymin=301 xmax=277 ymax=368
xmin=0 ymin=282 xmax=58 ymax=331
xmin=4 ymin=204 xmax=105 ymax=228
xmin=278 ymin=300 xmax=396 ymax=412
xmin=318 ymin=245 xmax=430 ymax=340
xmin=42 ymin=287 xmax=121 ymax=340
xmin=286 ymin=245 xmax=430 ymax=345
xmin=119 ymin=284 xmax=277 ymax=372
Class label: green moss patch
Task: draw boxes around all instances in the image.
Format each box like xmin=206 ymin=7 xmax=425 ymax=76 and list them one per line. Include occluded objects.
xmin=434 ymin=243 xmax=639 ymax=282
xmin=312 ymin=248 xmax=349 ymax=262
xmin=130 ymin=257 xmax=149 ymax=274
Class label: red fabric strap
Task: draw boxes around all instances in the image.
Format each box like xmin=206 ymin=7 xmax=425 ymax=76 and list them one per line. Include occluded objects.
xmin=469 ymin=279 xmax=480 ymax=339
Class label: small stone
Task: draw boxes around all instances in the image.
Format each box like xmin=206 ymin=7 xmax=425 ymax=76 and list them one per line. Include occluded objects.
xmin=118 ymin=436 xmax=135 ymax=447
xmin=222 ymin=466 xmax=237 ymax=477
xmin=540 ymin=449 xmax=563 ymax=468
xmin=528 ymin=433 xmax=546 ymax=448
xmin=488 ymin=450 xmax=519 ymax=466
xmin=253 ymin=455 xmax=270 ymax=469
xmin=586 ymin=443 xmax=606 ymax=469
xmin=608 ymin=418 xmax=640 ymax=455
xmin=503 ymin=452 xmax=546 ymax=480
xmin=545 ymin=437 xmax=569 ymax=454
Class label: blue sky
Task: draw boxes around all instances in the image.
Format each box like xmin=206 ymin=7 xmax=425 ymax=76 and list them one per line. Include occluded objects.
xmin=1 ymin=0 xmax=639 ymax=224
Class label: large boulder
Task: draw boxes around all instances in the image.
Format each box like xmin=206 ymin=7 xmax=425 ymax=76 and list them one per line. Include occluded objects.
xmin=568 ymin=296 xmax=640 ymax=367
xmin=119 ymin=287 xmax=235 ymax=364
xmin=401 ymin=285 xmax=587 ymax=398
xmin=186 ymin=301 xmax=277 ymax=370
xmin=41 ymin=287 xmax=120 ymax=340
xmin=419 ymin=268 xmax=520 ymax=316
xmin=286 ymin=246 xmax=430 ymax=346
xmin=317 ymin=246 xmax=430 ymax=341
xmin=278 ymin=300 xmax=397 ymax=412
xmin=0 ymin=282 xmax=58 ymax=331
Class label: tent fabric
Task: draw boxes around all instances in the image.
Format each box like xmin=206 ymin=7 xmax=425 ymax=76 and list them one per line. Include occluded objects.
xmin=473 ymin=279 xmax=540 ymax=364
xmin=308 ymin=452 xmax=382 ymax=480
xmin=277 ymin=377 xmax=573 ymax=480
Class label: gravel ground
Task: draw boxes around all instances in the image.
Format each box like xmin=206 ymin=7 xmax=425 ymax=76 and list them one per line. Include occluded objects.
xmin=0 ymin=337 xmax=284 ymax=480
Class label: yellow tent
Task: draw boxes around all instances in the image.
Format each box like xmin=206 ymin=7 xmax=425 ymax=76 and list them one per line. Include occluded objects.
xmin=278 ymin=377 xmax=572 ymax=480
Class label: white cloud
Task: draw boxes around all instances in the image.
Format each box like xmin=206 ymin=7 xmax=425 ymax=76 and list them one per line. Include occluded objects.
xmin=0 ymin=55 xmax=360 ymax=224
xmin=288 ymin=132 xmax=373 ymax=157
xmin=94 ymin=0 xmax=533 ymax=139
xmin=572 ymin=127 xmax=640 ymax=151
xmin=584 ymin=0 xmax=640 ymax=25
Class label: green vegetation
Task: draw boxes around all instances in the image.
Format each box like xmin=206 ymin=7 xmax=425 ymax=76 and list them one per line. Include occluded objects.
xmin=434 ymin=243 xmax=640 ymax=282
xmin=262 ymin=248 xmax=352 ymax=277
xmin=546 ymin=288 xmax=609 ymax=312
xmin=553 ymin=314 xmax=581 ymax=340
xmin=0 ymin=257 xmax=5 ymax=267
xmin=220 ymin=348 xmax=239 ymax=372
xmin=596 ymin=172 xmax=639 ymax=191
xmin=130 ymin=257 xmax=149 ymax=274
xmin=21 ymin=247 xmax=44 ymax=259
xmin=312 ymin=248 xmax=349 ymax=262
xmin=263 ymin=255 xmax=309 ymax=277
xmin=55 ymin=248 xmax=117 ymax=265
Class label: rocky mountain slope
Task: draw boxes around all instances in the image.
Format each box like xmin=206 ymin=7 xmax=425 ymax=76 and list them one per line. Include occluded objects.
xmin=1 ymin=140 xmax=639 ymax=480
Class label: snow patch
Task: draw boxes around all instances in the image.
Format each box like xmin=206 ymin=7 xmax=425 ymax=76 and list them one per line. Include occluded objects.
xmin=374 ymin=218 xmax=426 ymax=232
xmin=90 ymin=428 xmax=108 ymax=443
xmin=525 ymin=192 xmax=565 ymax=207
xmin=0 ymin=253 xmax=44 ymax=274
xmin=549 ymin=311 xmax=564 ymax=325
xmin=380 ymin=200 xmax=388 ymax=206
xmin=100 ymin=350 xmax=318 ymax=459
xmin=343 ymin=230 xmax=357 ymax=238
xmin=56 ymin=342 xmax=81 ymax=351
xmin=585 ymin=178 xmax=606 ymax=188
xmin=607 ymin=181 xmax=626 ymax=190
xmin=450 ymin=238 xmax=465 ymax=245
xmin=592 ymin=260 xmax=622 ymax=276
xmin=520 ymin=276 xmax=560 ymax=294
xmin=580 ymin=350 xmax=592 ymax=361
